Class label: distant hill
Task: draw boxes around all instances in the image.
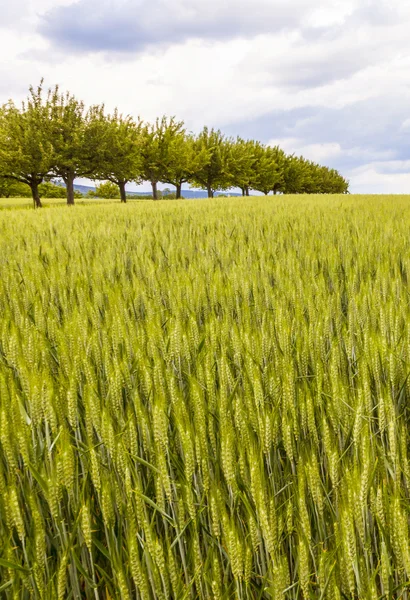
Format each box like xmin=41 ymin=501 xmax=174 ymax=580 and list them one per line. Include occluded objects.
xmin=66 ymin=182 xmax=242 ymax=199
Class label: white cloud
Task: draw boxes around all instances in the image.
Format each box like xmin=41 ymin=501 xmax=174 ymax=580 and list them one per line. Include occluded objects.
xmin=268 ymin=138 xmax=396 ymax=165
xmin=0 ymin=0 xmax=72 ymax=30
xmin=268 ymin=139 xmax=343 ymax=162
xmin=349 ymin=165 xmax=410 ymax=194
xmin=304 ymin=1 xmax=356 ymax=27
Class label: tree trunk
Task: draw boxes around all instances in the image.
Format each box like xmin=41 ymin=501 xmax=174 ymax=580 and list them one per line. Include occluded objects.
xmin=241 ymin=187 xmax=245 ymax=196
xmin=207 ymin=185 xmax=213 ymax=198
xmin=65 ymin=172 xmax=75 ymax=206
xmin=152 ymin=181 xmax=158 ymax=200
xmin=245 ymin=186 xmax=250 ymax=196
xmin=30 ymin=180 xmax=42 ymax=209
xmin=119 ymin=180 xmax=127 ymax=203
xmin=176 ymin=183 xmax=182 ymax=199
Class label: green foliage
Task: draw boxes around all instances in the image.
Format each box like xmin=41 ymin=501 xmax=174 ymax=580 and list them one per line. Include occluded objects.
xmin=161 ymin=133 xmax=208 ymax=199
xmin=1 ymin=196 xmax=409 ymax=598
xmin=37 ymin=181 xmax=67 ymax=198
xmin=282 ymin=155 xmax=349 ymax=194
xmin=0 ymin=178 xmax=31 ymax=198
xmin=140 ymin=116 xmax=185 ymax=199
xmin=93 ymin=181 xmax=121 ymax=199
xmin=190 ymin=127 xmax=232 ymax=197
xmin=229 ymin=138 xmax=259 ymax=195
xmin=94 ymin=110 xmax=143 ymax=202
xmin=250 ymin=143 xmax=285 ymax=195
xmin=48 ymin=87 xmax=105 ymax=205
xmin=0 ymin=82 xmax=54 ymax=207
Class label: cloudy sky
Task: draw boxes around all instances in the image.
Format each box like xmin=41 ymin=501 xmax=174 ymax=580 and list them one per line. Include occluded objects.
xmin=1 ymin=0 xmax=410 ymax=193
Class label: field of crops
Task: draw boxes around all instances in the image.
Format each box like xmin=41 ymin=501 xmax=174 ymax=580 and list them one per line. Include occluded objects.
xmin=0 ymin=197 xmax=147 ymax=210
xmin=1 ymin=195 xmax=410 ymax=599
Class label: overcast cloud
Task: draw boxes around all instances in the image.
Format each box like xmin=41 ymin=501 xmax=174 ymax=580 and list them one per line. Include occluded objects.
xmin=0 ymin=0 xmax=409 ymax=193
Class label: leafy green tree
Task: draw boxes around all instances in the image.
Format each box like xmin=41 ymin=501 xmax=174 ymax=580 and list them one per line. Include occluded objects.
xmin=37 ymin=181 xmax=84 ymax=199
xmin=280 ymin=156 xmax=349 ymax=194
xmin=94 ymin=110 xmax=143 ymax=202
xmin=315 ymin=165 xmax=349 ymax=193
xmin=0 ymin=83 xmax=54 ymax=208
xmin=282 ymin=156 xmax=312 ymax=193
xmin=325 ymin=166 xmax=346 ymax=193
xmin=251 ymin=145 xmax=284 ymax=195
xmin=48 ymin=87 xmax=104 ymax=205
xmin=190 ymin=128 xmax=232 ymax=198
xmin=93 ymin=181 xmax=120 ymax=199
xmin=140 ymin=116 xmax=185 ymax=200
xmin=161 ymin=133 xmax=209 ymax=199
xmin=270 ymin=147 xmax=287 ymax=194
xmin=38 ymin=181 xmax=67 ymax=198
xmin=230 ymin=138 xmax=261 ymax=196
xmin=0 ymin=177 xmax=31 ymax=198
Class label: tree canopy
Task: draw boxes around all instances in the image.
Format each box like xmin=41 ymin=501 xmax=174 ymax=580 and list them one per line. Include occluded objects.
xmin=93 ymin=109 xmax=143 ymax=202
xmin=0 ymin=83 xmax=54 ymax=207
xmin=48 ymin=88 xmax=105 ymax=205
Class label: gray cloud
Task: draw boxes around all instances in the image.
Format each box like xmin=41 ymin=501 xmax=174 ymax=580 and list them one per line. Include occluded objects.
xmin=221 ymin=95 xmax=410 ymax=181
xmin=234 ymin=1 xmax=410 ymax=93
xmin=38 ymin=0 xmax=323 ymax=53
xmin=37 ymin=0 xmax=410 ymax=58
xmin=37 ymin=0 xmax=410 ymax=104
xmin=237 ymin=45 xmax=377 ymax=92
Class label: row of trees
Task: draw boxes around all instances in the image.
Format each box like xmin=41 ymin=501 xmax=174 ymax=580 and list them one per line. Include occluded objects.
xmin=0 ymin=83 xmax=349 ymax=207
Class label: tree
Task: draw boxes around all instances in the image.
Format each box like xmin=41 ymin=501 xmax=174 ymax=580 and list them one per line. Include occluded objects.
xmin=270 ymin=147 xmax=287 ymax=194
xmin=251 ymin=145 xmax=284 ymax=195
xmin=279 ymin=155 xmax=349 ymax=194
xmin=48 ymin=87 xmax=104 ymax=205
xmin=190 ymin=128 xmax=232 ymax=198
xmin=94 ymin=110 xmax=143 ymax=202
xmin=0 ymin=177 xmax=31 ymax=198
xmin=93 ymin=181 xmax=120 ymax=199
xmin=282 ymin=156 xmax=311 ymax=194
xmin=325 ymin=169 xmax=349 ymax=194
xmin=315 ymin=166 xmax=349 ymax=194
xmin=161 ymin=133 xmax=209 ymax=199
xmin=0 ymin=83 xmax=54 ymax=208
xmin=38 ymin=181 xmax=67 ymax=198
xmin=230 ymin=138 xmax=260 ymax=196
xmin=140 ymin=116 xmax=185 ymax=200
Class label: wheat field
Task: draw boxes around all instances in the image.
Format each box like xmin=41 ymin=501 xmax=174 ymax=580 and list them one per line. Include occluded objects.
xmin=1 ymin=195 xmax=410 ymax=599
